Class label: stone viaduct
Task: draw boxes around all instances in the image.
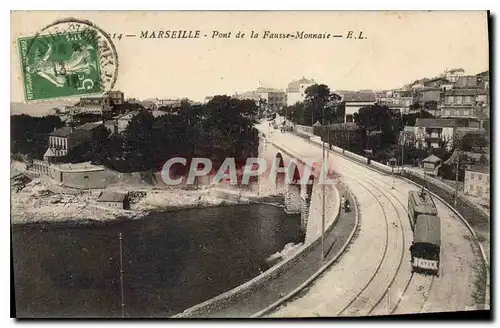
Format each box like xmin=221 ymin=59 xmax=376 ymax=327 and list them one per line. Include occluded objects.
xmin=257 ymin=135 xmax=339 ymax=244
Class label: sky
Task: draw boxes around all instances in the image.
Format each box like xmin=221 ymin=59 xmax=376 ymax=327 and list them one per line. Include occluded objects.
xmin=11 ymin=11 xmax=489 ymax=103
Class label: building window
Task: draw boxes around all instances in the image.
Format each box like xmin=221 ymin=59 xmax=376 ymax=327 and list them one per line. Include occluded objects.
xmin=478 ymin=174 xmax=482 ymax=181
xmin=470 ymin=173 xmax=475 ymax=180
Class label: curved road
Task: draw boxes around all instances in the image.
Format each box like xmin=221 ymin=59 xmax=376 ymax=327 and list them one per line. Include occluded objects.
xmin=260 ymin=124 xmax=484 ymax=317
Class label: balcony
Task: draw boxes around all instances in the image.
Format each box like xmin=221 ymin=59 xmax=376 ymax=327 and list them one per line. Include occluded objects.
xmin=442 ymin=101 xmax=475 ymax=107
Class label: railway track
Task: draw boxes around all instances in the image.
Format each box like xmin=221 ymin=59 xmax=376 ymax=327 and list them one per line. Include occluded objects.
xmin=335 ymin=177 xmax=405 ymax=317
xmin=265 ymin=130 xmax=486 ymax=317
xmin=332 ymin=157 xmax=440 ymax=316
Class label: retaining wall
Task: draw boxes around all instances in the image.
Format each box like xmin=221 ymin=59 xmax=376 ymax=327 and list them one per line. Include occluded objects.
xmin=343 ymin=150 xmax=369 ymax=164
xmin=173 ymin=182 xmax=340 ymax=318
xmin=370 ymin=160 xmax=393 ymax=173
xmin=173 ymin=140 xmax=341 ymax=318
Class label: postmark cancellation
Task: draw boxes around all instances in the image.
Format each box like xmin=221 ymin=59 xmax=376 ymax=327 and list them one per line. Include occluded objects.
xmin=17 ymin=19 xmax=118 ymax=102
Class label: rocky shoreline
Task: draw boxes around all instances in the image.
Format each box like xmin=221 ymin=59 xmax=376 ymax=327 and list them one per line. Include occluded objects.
xmin=11 ymin=168 xmax=284 ymax=226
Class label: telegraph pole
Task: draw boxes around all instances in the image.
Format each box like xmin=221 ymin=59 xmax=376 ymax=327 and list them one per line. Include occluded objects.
xmin=454 ymin=134 xmax=460 ymax=207
xmin=401 ymin=134 xmax=405 ymax=174
xmin=119 ymin=233 xmax=125 ymax=318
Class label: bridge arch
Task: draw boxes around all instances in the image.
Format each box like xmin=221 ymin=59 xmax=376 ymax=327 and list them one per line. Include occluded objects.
xmin=287 ymin=161 xmax=302 ymax=185
xmin=284 ymin=160 xmax=302 ymax=214
xmin=305 ymin=174 xmax=315 ymax=199
xmin=274 ymin=152 xmax=286 ymax=195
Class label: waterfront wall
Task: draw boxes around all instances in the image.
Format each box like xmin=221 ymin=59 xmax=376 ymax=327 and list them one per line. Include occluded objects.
xmin=172 ymin=138 xmax=342 ymax=318
xmin=173 ymin=181 xmax=341 ymax=318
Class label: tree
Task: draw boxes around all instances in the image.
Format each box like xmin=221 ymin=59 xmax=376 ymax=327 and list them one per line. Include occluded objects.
xmin=303 ymin=84 xmax=342 ymax=125
xmin=281 ymin=102 xmax=306 ymax=125
xmin=460 ymin=133 xmax=488 ymax=152
xmin=122 ymin=111 xmax=156 ymax=170
xmin=11 ymin=114 xmax=64 ymax=161
xmin=401 ymin=110 xmax=434 ymax=127
xmin=354 ymin=104 xmax=399 ymax=151
xmin=440 ymin=153 xmax=476 ymax=181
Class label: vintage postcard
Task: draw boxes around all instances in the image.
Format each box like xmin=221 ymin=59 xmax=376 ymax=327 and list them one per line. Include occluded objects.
xmin=10 ymin=11 xmax=491 ymax=319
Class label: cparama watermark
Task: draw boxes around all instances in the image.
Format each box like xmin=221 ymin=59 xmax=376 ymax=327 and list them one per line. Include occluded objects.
xmin=160 ymin=157 xmax=338 ymax=186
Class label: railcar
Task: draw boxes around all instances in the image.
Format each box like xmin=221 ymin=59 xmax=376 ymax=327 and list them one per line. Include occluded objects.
xmin=410 ymin=214 xmax=441 ymax=276
xmin=407 ymin=190 xmax=438 ymax=228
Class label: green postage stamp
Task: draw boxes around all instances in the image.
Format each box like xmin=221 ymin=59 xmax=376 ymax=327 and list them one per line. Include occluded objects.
xmin=18 ymin=31 xmax=103 ymax=101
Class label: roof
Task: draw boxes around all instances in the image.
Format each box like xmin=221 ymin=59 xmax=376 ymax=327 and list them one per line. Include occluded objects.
xmin=423 ymin=155 xmax=442 ymax=164
xmin=234 ymin=91 xmax=261 ymax=101
xmin=105 ymin=90 xmax=123 ymax=95
xmin=43 ymin=148 xmax=56 ymax=157
xmin=341 ymin=92 xmax=376 ymax=103
xmin=415 ymin=118 xmax=456 ymax=128
xmin=447 ymin=68 xmax=465 ymax=74
xmin=424 ymin=77 xmax=450 ymax=84
xmin=256 ymin=86 xmax=284 ymax=93
xmin=81 ymin=96 xmax=106 ymax=101
xmin=444 ymin=150 xmax=489 ymax=165
xmin=409 ymin=191 xmax=438 ymax=216
xmin=414 ymin=215 xmax=441 ymax=246
xmin=49 ymin=126 xmax=74 ymax=137
xmin=97 ymin=191 xmax=128 ymax=202
xmin=466 ymin=165 xmax=489 ymax=174
xmin=76 ymin=122 xmax=102 ymax=131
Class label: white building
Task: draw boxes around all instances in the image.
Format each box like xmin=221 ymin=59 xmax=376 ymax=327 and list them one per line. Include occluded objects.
xmin=286 ymin=77 xmax=315 ymax=106
xmin=340 ymin=91 xmax=376 ymax=123
xmin=69 ymin=96 xmax=113 ymax=115
xmin=413 ymin=118 xmax=456 ymax=150
xmin=256 ymin=87 xmax=287 ymax=112
xmin=464 ymin=165 xmax=489 ymax=199
xmin=441 ymin=68 xmax=466 ymax=83
xmin=43 ymin=123 xmax=103 ymax=162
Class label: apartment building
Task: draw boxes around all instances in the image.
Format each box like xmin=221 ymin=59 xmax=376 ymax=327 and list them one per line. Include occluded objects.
xmin=464 ymin=165 xmax=490 ymax=199
xmin=414 ymin=118 xmax=456 ymax=150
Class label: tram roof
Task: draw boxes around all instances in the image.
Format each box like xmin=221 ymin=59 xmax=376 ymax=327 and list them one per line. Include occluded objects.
xmin=414 ymin=215 xmax=441 ymax=246
xmin=409 ymin=191 xmax=438 ymax=215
